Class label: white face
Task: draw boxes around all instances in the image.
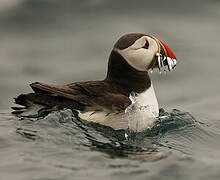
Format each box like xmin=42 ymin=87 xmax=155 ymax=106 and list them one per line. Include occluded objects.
xmin=117 ymin=36 xmax=158 ymax=71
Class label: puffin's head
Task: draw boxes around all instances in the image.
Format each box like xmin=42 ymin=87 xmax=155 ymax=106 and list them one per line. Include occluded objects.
xmin=113 ymin=33 xmax=177 ymax=72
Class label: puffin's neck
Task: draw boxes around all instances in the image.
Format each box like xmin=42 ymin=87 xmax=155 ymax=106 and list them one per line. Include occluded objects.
xmin=105 ymin=50 xmax=151 ymax=93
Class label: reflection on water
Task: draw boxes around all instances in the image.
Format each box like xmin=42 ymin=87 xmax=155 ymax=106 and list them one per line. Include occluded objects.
xmin=0 ymin=0 xmax=220 ymax=179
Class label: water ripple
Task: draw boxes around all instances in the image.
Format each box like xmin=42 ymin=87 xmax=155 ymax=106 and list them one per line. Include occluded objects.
xmin=13 ymin=108 xmax=202 ymax=161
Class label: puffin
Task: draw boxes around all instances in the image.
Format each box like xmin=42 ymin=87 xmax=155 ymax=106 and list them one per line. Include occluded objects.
xmin=12 ymin=33 xmax=177 ymax=132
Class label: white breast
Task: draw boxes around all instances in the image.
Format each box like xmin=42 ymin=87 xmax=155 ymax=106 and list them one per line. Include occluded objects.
xmin=134 ymin=84 xmax=159 ymax=117
xmin=78 ymin=84 xmax=159 ymax=132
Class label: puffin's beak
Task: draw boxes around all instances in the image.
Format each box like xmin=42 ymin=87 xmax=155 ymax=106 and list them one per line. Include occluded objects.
xmin=152 ymin=38 xmax=177 ymax=71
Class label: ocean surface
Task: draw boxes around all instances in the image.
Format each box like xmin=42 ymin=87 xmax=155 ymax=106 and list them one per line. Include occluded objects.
xmin=0 ymin=0 xmax=220 ymax=180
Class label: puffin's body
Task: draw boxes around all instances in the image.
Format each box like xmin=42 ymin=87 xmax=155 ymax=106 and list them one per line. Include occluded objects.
xmin=12 ymin=33 xmax=177 ymax=132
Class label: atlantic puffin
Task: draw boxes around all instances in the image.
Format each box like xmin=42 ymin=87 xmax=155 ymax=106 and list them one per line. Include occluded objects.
xmin=12 ymin=33 xmax=177 ymax=132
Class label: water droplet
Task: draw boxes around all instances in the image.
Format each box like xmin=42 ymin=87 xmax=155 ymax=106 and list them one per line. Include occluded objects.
xmin=125 ymin=133 xmax=128 ymax=140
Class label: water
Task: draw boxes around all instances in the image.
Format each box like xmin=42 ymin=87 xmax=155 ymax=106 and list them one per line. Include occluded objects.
xmin=1 ymin=109 xmax=220 ymax=180
xmin=1 ymin=0 xmax=220 ymax=179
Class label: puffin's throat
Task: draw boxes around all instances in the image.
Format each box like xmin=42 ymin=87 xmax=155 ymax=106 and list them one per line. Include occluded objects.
xmin=105 ymin=50 xmax=151 ymax=93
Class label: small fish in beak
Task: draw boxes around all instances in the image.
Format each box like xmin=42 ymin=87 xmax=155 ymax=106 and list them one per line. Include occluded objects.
xmin=150 ymin=36 xmax=177 ymax=73
xmin=155 ymin=53 xmax=177 ymax=72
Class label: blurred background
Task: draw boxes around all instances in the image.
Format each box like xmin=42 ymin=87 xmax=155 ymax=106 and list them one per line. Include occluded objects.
xmin=0 ymin=0 xmax=219 ymax=121
xmin=1 ymin=1 xmax=220 ymax=180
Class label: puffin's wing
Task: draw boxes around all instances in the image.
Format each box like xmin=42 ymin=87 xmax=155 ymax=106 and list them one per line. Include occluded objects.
xmin=30 ymin=81 xmax=131 ymax=112
xmin=30 ymin=82 xmax=84 ymax=101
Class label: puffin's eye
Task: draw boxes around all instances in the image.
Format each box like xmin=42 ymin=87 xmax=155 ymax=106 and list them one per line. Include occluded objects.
xmin=142 ymin=40 xmax=149 ymax=49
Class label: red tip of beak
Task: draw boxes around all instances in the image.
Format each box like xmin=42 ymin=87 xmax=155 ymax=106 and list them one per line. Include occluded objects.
xmin=159 ymin=40 xmax=176 ymax=59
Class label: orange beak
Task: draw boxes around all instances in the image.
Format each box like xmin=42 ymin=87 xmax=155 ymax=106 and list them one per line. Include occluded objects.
xmin=158 ymin=40 xmax=176 ymax=60
xmin=151 ymin=36 xmax=177 ymax=71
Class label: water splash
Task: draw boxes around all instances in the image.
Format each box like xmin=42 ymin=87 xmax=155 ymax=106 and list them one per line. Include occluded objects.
xmin=125 ymin=92 xmax=137 ymax=114
xmin=124 ymin=92 xmax=160 ymax=135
